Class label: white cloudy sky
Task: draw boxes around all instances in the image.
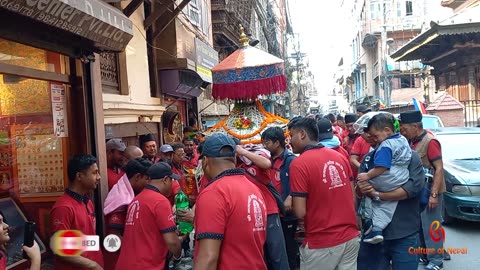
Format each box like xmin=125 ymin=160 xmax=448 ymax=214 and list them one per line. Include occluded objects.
xmin=288 ymin=0 xmax=348 ymax=96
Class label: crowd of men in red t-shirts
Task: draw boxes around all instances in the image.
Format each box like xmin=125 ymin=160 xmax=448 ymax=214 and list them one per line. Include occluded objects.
xmin=47 ymin=104 xmax=447 ymax=270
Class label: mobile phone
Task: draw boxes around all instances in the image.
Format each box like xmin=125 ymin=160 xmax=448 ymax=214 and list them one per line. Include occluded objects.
xmin=23 ymin=221 xmax=36 ymax=259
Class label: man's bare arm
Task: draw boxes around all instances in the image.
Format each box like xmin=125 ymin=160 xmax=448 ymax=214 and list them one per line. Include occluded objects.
xmin=194 ymin=239 xmax=222 ymax=270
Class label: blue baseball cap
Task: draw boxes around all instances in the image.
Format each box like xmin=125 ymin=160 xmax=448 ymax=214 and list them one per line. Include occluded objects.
xmin=201 ymin=133 xmax=236 ymax=158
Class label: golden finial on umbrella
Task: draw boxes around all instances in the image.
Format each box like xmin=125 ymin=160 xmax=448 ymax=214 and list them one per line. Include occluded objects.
xmin=239 ymin=24 xmax=249 ymax=47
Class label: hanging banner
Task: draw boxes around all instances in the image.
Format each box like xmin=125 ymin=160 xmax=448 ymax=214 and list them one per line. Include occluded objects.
xmin=51 ymin=84 xmax=68 ymax=137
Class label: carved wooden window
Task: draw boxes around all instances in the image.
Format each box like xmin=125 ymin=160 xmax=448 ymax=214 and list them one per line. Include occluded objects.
xmin=100 ymin=52 xmax=128 ymax=95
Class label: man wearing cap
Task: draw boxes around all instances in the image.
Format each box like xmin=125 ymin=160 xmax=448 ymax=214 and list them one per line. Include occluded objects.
xmin=116 ymin=162 xmax=184 ymax=270
xmin=106 ymin=138 xmax=127 ymax=190
xmin=399 ymin=110 xmax=446 ymax=270
xmin=317 ymin=119 xmax=349 ymax=160
xmin=194 ymin=133 xmax=267 ymax=270
xmin=350 ymin=120 xmax=374 ymax=178
xmin=288 ymin=117 xmax=359 ymax=269
xmin=356 ymin=105 xmax=372 ymax=117
xmin=343 ymin=113 xmax=359 ymax=153
xmin=139 ymin=134 xmax=160 ymax=163
xmin=159 ymin=144 xmax=174 ymax=163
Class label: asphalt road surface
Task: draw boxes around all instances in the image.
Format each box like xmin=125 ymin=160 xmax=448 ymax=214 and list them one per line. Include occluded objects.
xmin=418 ymin=219 xmax=480 ymax=270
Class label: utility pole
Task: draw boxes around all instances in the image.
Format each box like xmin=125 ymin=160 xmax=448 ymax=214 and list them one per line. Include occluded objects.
xmin=290 ymin=33 xmax=305 ymax=116
xmin=381 ymin=0 xmax=391 ymax=107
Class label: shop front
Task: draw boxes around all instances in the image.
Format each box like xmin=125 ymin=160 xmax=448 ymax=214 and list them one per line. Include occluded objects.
xmin=0 ymin=0 xmax=132 ymax=268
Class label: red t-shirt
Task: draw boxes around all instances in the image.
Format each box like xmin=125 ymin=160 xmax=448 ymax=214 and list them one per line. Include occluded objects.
xmin=50 ymin=190 xmax=104 ymax=270
xmin=240 ymin=163 xmax=279 ymax=215
xmin=333 ymin=145 xmax=350 ymax=161
xmin=116 ymin=186 xmax=177 ymax=270
xmin=0 ymin=251 xmax=6 ymax=270
xmin=412 ymin=134 xmax=442 ymax=162
xmin=104 ymin=207 xmax=127 ymax=270
xmin=182 ymin=151 xmax=199 ymax=169
xmin=166 ymin=180 xmax=181 ymax=207
xmin=350 ymin=136 xmax=372 ymax=177
xmin=290 ymin=146 xmax=359 ymax=249
xmin=270 ymin=157 xmax=284 ymax=196
xmin=194 ymin=169 xmax=267 ymax=270
xmin=107 ymin=168 xmax=125 ymax=190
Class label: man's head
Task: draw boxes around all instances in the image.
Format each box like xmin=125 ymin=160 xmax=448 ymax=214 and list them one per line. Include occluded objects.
xmin=147 ymin=162 xmax=180 ymax=197
xmin=183 ymin=137 xmax=195 ymax=155
xmin=123 ymin=146 xmax=143 ymax=166
xmin=124 ymin=158 xmax=152 ymax=194
xmin=327 ymin=113 xmax=336 ymax=125
xmin=366 ymin=113 xmax=395 ymax=144
xmin=159 ymin=144 xmax=174 ymax=162
xmin=139 ymin=134 xmax=157 ymax=158
xmin=261 ymin=127 xmax=286 ymax=155
xmin=356 ymin=105 xmax=372 ymax=117
xmin=316 ymin=119 xmax=333 ymax=142
xmin=200 ymin=133 xmax=236 ymax=180
xmin=171 ymin=143 xmax=185 ymax=165
xmin=287 ymin=117 xmax=319 ymax=154
xmin=345 ymin=113 xmax=359 ymax=135
xmin=353 ymin=112 xmax=382 ymax=147
xmin=399 ymin=110 xmax=423 ymax=140
xmin=106 ymin=139 xmax=126 ymax=168
xmin=67 ymin=155 xmax=100 ymax=192
xmin=336 ymin=115 xmax=346 ymax=129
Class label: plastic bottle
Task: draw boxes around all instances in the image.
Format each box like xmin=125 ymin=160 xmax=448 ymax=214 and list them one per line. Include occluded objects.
xmin=175 ymin=190 xmax=193 ymax=234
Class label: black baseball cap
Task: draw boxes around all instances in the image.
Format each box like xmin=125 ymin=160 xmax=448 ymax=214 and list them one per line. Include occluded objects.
xmin=317 ymin=119 xmax=334 ymax=141
xmin=201 ymin=133 xmax=236 ymax=158
xmin=147 ymin=162 xmax=180 ymax=180
xmin=357 ymin=105 xmax=372 ymax=113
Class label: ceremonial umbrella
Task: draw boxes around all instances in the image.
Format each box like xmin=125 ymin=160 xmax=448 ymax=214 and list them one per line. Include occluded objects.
xmin=211 ymin=26 xmax=287 ymax=101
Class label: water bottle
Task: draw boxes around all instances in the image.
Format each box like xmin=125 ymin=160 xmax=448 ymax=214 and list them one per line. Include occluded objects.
xmin=175 ymin=190 xmax=193 ymax=234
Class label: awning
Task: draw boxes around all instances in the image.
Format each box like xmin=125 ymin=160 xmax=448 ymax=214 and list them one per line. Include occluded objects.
xmin=391 ymin=3 xmax=480 ymax=62
xmin=0 ymin=0 xmax=133 ymax=52
xmin=159 ymin=69 xmax=206 ymax=99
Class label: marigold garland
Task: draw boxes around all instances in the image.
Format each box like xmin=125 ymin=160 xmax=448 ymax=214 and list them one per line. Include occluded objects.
xmin=205 ymin=100 xmax=290 ymax=143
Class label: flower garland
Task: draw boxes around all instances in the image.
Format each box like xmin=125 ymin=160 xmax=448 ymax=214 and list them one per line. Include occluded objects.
xmin=205 ymin=100 xmax=290 ymax=141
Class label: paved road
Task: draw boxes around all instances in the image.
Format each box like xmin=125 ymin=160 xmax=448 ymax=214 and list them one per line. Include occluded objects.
xmin=418 ymin=219 xmax=480 ymax=270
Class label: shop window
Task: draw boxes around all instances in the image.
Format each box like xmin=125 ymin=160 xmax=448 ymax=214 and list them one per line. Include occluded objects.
xmin=100 ymin=52 xmax=128 ymax=95
xmin=0 ymin=39 xmax=62 ymax=73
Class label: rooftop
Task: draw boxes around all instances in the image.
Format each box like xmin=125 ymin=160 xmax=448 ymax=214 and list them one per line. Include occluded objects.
xmin=426 ymin=93 xmax=464 ymax=111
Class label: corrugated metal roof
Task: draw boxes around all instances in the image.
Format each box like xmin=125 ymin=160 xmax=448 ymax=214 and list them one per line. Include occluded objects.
xmin=390 ymin=3 xmax=480 ymax=61
xmin=426 ymin=94 xmax=465 ymax=111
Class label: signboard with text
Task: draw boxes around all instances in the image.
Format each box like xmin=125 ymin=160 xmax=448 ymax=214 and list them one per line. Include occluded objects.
xmin=0 ymin=0 xmax=133 ymax=51
xmin=195 ymin=38 xmax=219 ymax=83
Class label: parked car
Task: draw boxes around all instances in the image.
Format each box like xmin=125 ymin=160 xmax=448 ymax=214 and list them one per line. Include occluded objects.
xmin=435 ymin=128 xmax=480 ymax=224
xmin=394 ymin=113 xmax=445 ymax=131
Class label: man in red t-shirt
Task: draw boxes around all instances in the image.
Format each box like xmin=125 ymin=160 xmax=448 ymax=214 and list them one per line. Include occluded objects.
xmin=103 ymin=158 xmax=151 ymax=270
xmin=343 ymin=113 xmax=359 ymax=153
xmin=317 ymin=119 xmax=350 ymax=160
xmin=194 ymin=133 xmax=267 ymax=270
xmin=288 ymin=117 xmax=359 ymax=269
xmin=50 ymin=155 xmax=104 ymax=270
xmin=237 ymin=145 xmax=289 ymax=270
xmin=116 ymin=162 xmax=183 ymax=270
xmin=182 ymin=137 xmax=199 ymax=169
xmin=106 ymin=139 xmax=127 ymax=190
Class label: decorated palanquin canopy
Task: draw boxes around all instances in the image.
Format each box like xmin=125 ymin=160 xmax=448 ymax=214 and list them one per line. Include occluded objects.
xmin=205 ymin=100 xmax=289 ymax=144
xmin=211 ymin=26 xmax=287 ymax=101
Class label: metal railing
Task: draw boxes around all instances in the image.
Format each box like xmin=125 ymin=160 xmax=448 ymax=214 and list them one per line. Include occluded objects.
xmin=462 ymin=100 xmax=480 ymax=127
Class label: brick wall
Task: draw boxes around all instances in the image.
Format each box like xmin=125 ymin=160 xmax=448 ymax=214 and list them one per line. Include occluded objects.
xmin=428 ymin=109 xmax=464 ymax=127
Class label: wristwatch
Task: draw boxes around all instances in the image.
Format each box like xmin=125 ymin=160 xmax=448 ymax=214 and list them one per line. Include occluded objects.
xmin=431 ymin=192 xmax=438 ymax=198
xmin=372 ymin=191 xmax=381 ymax=201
